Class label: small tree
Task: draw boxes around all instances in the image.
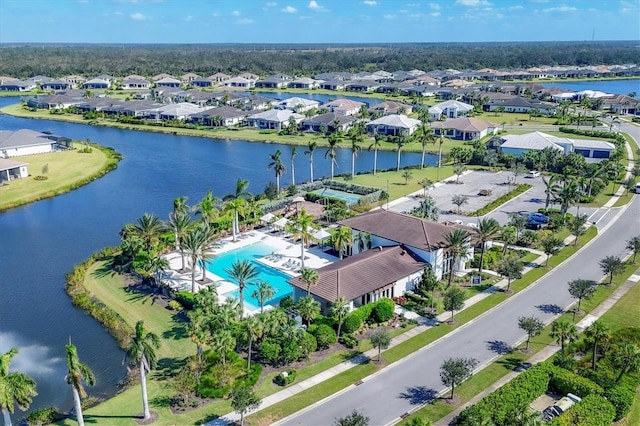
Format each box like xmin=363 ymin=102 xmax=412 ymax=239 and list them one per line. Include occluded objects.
xmin=550 ymin=319 xmax=577 ymax=354
xmin=569 ymin=214 xmax=588 ymax=246
xmin=599 ymin=255 xmax=624 ymax=285
xmin=418 ymin=178 xmax=434 ymax=197
xmin=369 ymin=328 xmax=392 ymax=362
xmin=453 ymin=163 xmax=467 ymax=183
xmin=401 ymin=170 xmax=413 ymax=185
xmin=440 ymin=357 xmax=478 ymax=399
xmin=568 ymin=279 xmax=596 ymax=321
xmin=496 ymin=257 xmax=524 ymax=292
xmin=334 ymin=410 xmax=370 ymax=426
xmin=41 ymin=163 xmax=49 ymax=175
xmin=540 ymin=235 xmax=563 ymax=266
xmin=230 ymin=385 xmax=261 ymax=426
xmin=415 ymin=267 xmax=440 ymax=313
xmin=443 ymin=286 xmax=465 ymax=323
xmin=330 ymin=295 xmax=350 ymax=339
xmin=625 ymin=236 xmax=640 ymax=263
xmin=585 ymin=321 xmax=610 ymax=371
xmin=451 ymin=194 xmax=469 ymax=214
xmin=518 ymin=316 xmax=544 ymax=351
xmin=611 ymin=343 xmax=640 ymax=383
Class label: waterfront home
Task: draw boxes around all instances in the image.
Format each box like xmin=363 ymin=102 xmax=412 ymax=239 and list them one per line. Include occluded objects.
xmin=484 ymin=96 xmax=555 ymax=115
xmin=223 ymin=76 xmax=255 ymax=88
xmin=246 ymin=109 xmax=304 ymax=130
xmin=143 ymin=102 xmax=207 ymax=121
xmin=255 ymin=74 xmax=292 ymax=89
xmin=322 ymin=98 xmax=365 ymax=116
xmin=273 ymin=97 xmax=320 ymax=113
xmin=189 ymin=106 xmax=248 ymax=126
xmin=431 ymin=117 xmax=497 ymax=141
xmin=121 ymin=77 xmax=152 ymax=90
xmin=209 ymin=72 xmax=231 ymax=83
xmin=368 ymin=100 xmax=413 ymax=116
xmin=152 ymin=73 xmax=176 ymax=81
xmin=318 ymin=79 xmax=346 ymax=91
xmin=498 ymin=131 xmax=616 ymax=162
xmin=0 ymin=158 xmax=29 ymax=183
xmin=41 ymin=80 xmax=74 ymax=91
xmin=237 ymin=72 xmax=260 ymax=82
xmin=428 ymin=100 xmax=474 ymax=120
xmin=191 ymin=77 xmax=214 ymax=88
xmin=365 ymin=114 xmax=422 ymax=136
xmin=400 ymin=84 xmax=439 ymax=97
xmin=300 ymin=112 xmax=355 ymax=133
xmin=61 ymin=75 xmax=87 ymax=86
xmin=26 ymin=94 xmax=83 ymax=110
xmin=345 ymin=80 xmax=381 ymax=92
xmin=288 ymin=245 xmax=427 ymax=311
xmin=112 ymin=101 xmax=163 ymax=117
xmin=75 ymin=98 xmax=121 ymax=112
xmin=289 ymin=77 xmax=320 ymax=89
xmin=232 ymin=95 xmax=273 ymax=111
xmin=0 ymin=129 xmax=72 ymax=158
xmin=0 ymin=80 xmax=36 ymax=92
xmin=82 ymin=78 xmax=110 ymax=89
xmin=155 ymin=77 xmax=182 ymax=88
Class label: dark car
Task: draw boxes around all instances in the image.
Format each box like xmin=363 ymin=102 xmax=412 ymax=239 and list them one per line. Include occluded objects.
xmin=527 ymin=212 xmax=550 ymax=224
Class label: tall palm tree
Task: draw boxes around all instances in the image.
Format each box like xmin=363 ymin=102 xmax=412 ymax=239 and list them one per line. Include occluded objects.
xmin=304 ymin=141 xmax=316 ymax=182
xmin=414 ymin=123 xmax=435 ymax=169
xmin=542 ymin=174 xmax=560 ymax=210
xmin=251 ymin=280 xmax=275 ymax=314
xmin=296 ymin=296 xmax=320 ymax=326
xmin=167 ymin=210 xmax=192 ymax=272
xmin=226 ymin=260 xmax=259 ymax=316
xmin=182 ymin=224 xmax=216 ymax=292
xmin=582 ymin=164 xmax=606 ymax=198
xmin=172 ymin=196 xmax=190 ymax=216
xmin=393 ymin=133 xmax=409 ymax=172
xmin=187 ymin=310 xmax=210 ymax=362
xmin=349 ymin=135 xmax=361 ymax=179
xmin=584 ymin=320 xmax=610 ymax=370
xmin=557 ymin=178 xmax=581 ymax=217
xmin=1 ymin=348 xmax=37 ymax=426
xmin=325 ymin=134 xmax=339 ymax=180
xmin=368 ymin=133 xmax=383 ymax=176
xmin=612 ymin=343 xmax=640 ymax=383
xmin=330 ymin=295 xmax=350 ymax=339
xmin=211 ymin=330 xmax=236 ymax=365
xmin=299 ymin=268 xmax=319 ymax=296
xmin=550 ymin=320 xmax=577 ymax=355
xmin=244 ymin=315 xmax=264 ymax=370
xmin=333 ymin=226 xmax=353 ymax=260
xmin=267 ymin=149 xmax=286 ymax=194
xmin=128 ymin=321 xmax=160 ymax=420
xmin=65 ymin=340 xmax=95 ymax=426
xmin=473 ymin=218 xmax=501 ymax=275
xmin=223 ymin=197 xmax=246 ymax=242
xmin=195 ymin=190 xmax=220 ymax=226
xmin=443 ymin=229 xmax=471 ymax=288
xmin=290 ymin=147 xmax=297 ymax=186
xmin=128 ymin=213 xmax=165 ymax=254
xmin=286 ymin=209 xmax=317 ymax=269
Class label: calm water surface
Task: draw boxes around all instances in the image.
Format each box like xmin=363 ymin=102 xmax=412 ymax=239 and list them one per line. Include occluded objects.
xmin=0 ymin=96 xmax=430 ymax=418
xmin=542 ymin=79 xmax=639 ymax=95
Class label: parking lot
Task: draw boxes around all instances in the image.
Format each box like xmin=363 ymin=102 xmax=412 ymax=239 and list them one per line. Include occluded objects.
xmin=389 ymin=170 xmax=597 ymax=226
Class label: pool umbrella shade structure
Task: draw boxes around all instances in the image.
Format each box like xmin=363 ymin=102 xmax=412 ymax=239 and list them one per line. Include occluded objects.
xmin=260 ymin=212 xmax=275 ymax=223
xmin=273 ymin=217 xmax=289 ymax=229
xmin=292 ymin=196 xmax=306 ymax=203
xmin=313 ymin=228 xmax=331 ymax=250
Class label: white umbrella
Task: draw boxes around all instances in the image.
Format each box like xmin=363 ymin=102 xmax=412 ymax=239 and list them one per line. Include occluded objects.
xmin=260 ymin=212 xmax=275 ymax=222
xmin=312 ymin=229 xmax=331 ymax=240
xmin=292 ymin=196 xmax=305 ymax=203
xmin=273 ymin=217 xmax=289 ymax=228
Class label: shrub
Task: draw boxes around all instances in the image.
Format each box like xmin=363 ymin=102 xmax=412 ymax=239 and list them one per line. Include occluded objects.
xmin=167 ymin=300 xmax=183 ymax=311
xmin=175 ymin=291 xmax=196 ymax=310
xmin=258 ymin=339 xmax=281 ymax=366
xmin=280 ymin=339 xmax=303 ymax=365
xmin=340 ymin=333 xmax=358 ymax=349
xmin=552 ymin=393 xmax=615 ymax=426
xmin=342 ymin=314 xmax=363 ymax=335
xmin=236 ymin=362 xmax=263 ymax=388
xmin=605 ymin=384 xmax=636 ymax=421
xmin=273 ymin=369 xmax=297 ymax=386
xmin=279 ymin=295 xmax=295 ymax=310
xmin=548 ymin=365 xmax=603 ymax=397
xmin=24 ymin=406 xmax=62 ymax=426
xmin=371 ymin=298 xmax=395 ymax=323
xmin=299 ymin=331 xmax=318 ymax=357
xmin=312 ymin=324 xmax=337 ymax=350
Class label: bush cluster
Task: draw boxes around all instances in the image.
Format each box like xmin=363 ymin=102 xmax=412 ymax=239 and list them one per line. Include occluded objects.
xmin=342 ymin=298 xmax=395 ymax=334
xmin=258 ymin=330 xmax=317 ymax=367
xmin=311 ymin=324 xmax=337 ymax=350
xmin=273 ymin=369 xmax=297 ymax=386
xmin=548 ymin=365 xmax=603 ymax=397
xmin=550 ymin=393 xmax=616 ymax=426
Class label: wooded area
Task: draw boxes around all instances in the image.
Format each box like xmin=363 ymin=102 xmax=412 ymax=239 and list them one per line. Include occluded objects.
xmin=0 ymin=41 xmax=638 ymax=78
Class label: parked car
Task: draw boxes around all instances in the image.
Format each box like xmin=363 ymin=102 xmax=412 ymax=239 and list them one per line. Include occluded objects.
xmin=527 ymin=212 xmax=550 ymax=224
xmin=636 ymin=182 xmax=640 ymax=193
xmin=527 ymin=170 xmax=541 ymax=178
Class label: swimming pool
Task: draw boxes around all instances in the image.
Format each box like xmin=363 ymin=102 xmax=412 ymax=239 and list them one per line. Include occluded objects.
xmin=310 ymin=188 xmax=363 ymax=206
xmin=205 ymin=241 xmax=293 ymax=311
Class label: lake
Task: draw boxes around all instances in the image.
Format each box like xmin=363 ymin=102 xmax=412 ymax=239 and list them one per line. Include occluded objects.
xmin=0 ymin=97 xmax=432 ymax=419
xmin=541 ymin=79 xmax=639 ymax=95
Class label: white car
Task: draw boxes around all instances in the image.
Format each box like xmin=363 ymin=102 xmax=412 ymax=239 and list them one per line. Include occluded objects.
xmin=527 ymin=170 xmax=541 ymax=178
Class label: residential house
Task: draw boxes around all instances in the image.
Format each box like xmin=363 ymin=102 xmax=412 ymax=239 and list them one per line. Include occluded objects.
xmin=223 ymin=77 xmax=255 ymax=88
xmin=428 ymin=100 xmax=474 ymax=120
xmin=300 ymin=112 xmax=355 ymax=133
xmin=155 ymin=77 xmax=182 ymax=88
xmin=121 ymin=77 xmax=152 ymax=90
xmin=0 ymin=129 xmax=72 ymax=158
xmin=289 ymin=77 xmax=319 ymax=89
xmin=237 ymin=72 xmax=260 ymax=82
xmin=208 ymin=72 xmax=231 ymax=83
xmin=246 ymin=109 xmax=304 ymax=130
xmin=41 ymin=80 xmax=74 ymax=91
xmin=0 ymin=76 xmax=19 ymax=85
xmin=232 ymin=95 xmax=272 ymax=111
xmin=345 ymin=80 xmax=381 ymax=92
xmin=322 ymin=98 xmax=365 ymax=116
xmin=181 ymin=73 xmax=201 ymax=84
xmin=318 ymin=79 xmax=346 ymax=91
xmin=143 ymin=102 xmax=207 ymax=121
xmin=603 ymin=94 xmax=639 ymax=115
xmin=431 ymin=117 xmax=497 ymax=140
xmin=0 ymin=158 xmax=29 ymax=182
xmin=118 ymin=101 xmax=163 ymax=117
xmin=368 ymin=101 xmax=412 ymax=116
xmin=82 ymin=78 xmax=110 ymax=89
xmin=484 ymin=96 xmax=555 ymax=115
xmin=399 ymin=84 xmax=439 ymax=97
xmin=189 ymin=106 xmax=247 ymax=127
xmin=191 ymin=77 xmax=214 ymax=88
xmin=152 ymin=73 xmax=176 ymax=81
xmin=0 ymin=80 xmax=36 ymax=92
xmin=61 ymin=75 xmax=86 ymax=86
xmin=255 ymin=74 xmax=292 ymax=89
xmin=498 ymin=132 xmax=616 ymax=162
xmin=273 ymin=97 xmax=320 ymax=113
xmin=365 ymin=114 xmax=422 ymax=136
xmin=313 ymin=72 xmax=354 ymax=81
xmin=26 ymin=94 xmax=83 ymax=110
xmin=95 ymin=75 xmax=116 ymax=84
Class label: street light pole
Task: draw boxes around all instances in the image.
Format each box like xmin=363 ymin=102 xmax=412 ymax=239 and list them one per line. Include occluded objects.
xmin=436 ymin=137 xmax=443 ymax=182
xmin=386 ymin=179 xmax=389 ymax=210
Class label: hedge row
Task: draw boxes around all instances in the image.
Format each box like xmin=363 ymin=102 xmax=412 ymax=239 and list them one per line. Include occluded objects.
xmin=65 ymin=247 xmax=134 ymax=349
xmin=342 ymin=298 xmax=395 ymax=335
xmin=549 ymin=393 xmax=616 ymax=426
xmin=470 ymin=183 xmax=532 ymax=216
xmin=548 ymin=365 xmax=603 ymax=397
xmin=304 ymin=192 xmax=347 ymax=208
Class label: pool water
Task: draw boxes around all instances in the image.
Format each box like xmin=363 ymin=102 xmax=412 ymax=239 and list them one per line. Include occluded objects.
xmin=310 ymin=188 xmax=363 ymax=206
xmin=205 ymin=241 xmax=293 ymax=310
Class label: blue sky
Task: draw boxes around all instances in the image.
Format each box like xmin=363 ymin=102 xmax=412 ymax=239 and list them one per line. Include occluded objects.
xmin=1 ymin=0 xmax=638 ymax=44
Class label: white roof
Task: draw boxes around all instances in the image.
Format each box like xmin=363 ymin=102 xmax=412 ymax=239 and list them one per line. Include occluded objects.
xmin=428 ymin=99 xmax=474 ymax=115
xmin=156 ymin=77 xmax=181 ymax=84
xmin=155 ymin=102 xmax=207 ymax=116
xmin=324 ymin=98 xmax=365 ymax=110
xmin=576 ymin=90 xmax=611 ymax=99
xmin=273 ymin=217 xmax=289 ymax=228
xmin=500 ymin=131 xmax=615 ymax=152
xmin=275 ymin=97 xmax=320 ymax=108
xmin=367 ymin=114 xmax=422 ymax=129
xmin=248 ymin=109 xmax=304 ymax=122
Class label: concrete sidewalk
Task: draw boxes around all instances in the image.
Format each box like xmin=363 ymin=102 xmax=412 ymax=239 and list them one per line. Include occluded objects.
xmin=436 ymin=267 xmax=640 ymax=426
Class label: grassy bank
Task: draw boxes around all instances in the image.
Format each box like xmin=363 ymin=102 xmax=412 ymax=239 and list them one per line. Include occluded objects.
xmin=0 ymin=142 xmax=122 ymax=212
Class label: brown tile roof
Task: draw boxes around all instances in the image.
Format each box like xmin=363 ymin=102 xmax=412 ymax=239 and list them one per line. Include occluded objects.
xmin=288 ymin=245 xmax=426 ymax=302
xmin=339 ymin=210 xmax=474 ymax=252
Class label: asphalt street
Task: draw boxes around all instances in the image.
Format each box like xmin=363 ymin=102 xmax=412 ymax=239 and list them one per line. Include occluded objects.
xmin=279 ymin=194 xmax=639 ymax=426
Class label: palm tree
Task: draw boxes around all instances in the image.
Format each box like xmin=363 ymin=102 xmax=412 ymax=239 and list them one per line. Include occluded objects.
xmin=349 ymin=134 xmax=361 ymax=179
xmin=368 ymin=133 xmax=384 ymax=176
xmin=172 ymin=195 xmax=190 ymax=216
xmin=333 ymin=226 xmax=353 ymax=260
xmin=65 ymin=340 xmax=95 ymax=426
xmin=187 ymin=310 xmax=210 ymax=362
xmin=182 ymin=224 xmax=216 ymax=292
xmin=414 ymin=123 xmax=435 ymax=169
xmin=167 ymin=209 xmax=192 ymax=272
xmin=393 ymin=133 xmax=409 ymax=172
xmin=453 ymin=163 xmax=467 ymax=184
xmin=418 ymin=178 xmax=434 ymax=197
xmin=584 ymin=321 xmax=610 ymax=370
xmin=557 ymin=178 xmax=581 ymax=217
xmin=611 ymin=343 xmax=640 ymax=383
xmin=330 ymin=295 xmax=350 ymax=339
xmin=299 ymin=268 xmax=319 ymax=296
xmin=325 ymin=134 xmax=339 ymax=180
xmin=244 ymin=315 xmax=264 ymax=370
xmin=290 ymin=147 xmax=297 ymax=186
xmin=223 ymin=197 xmax=246 ymax=242
xmin=251 ymin=280 xmax=275 ymax=314
xmin=128 ymin=321 xmax=161 ymax=420
xmin=296 ymin=295 xmax=320 ymax=326
xmin=582 ymin=164 xmax=606 ymax=198
xmin=1 ymin=349 xmax=37 ymax=426
xmin=542 ymin=174 xmax=560 ymax=211
xmin=550 ymin=320 xmax=577 ymax=354
xmin=473 ymin=218 xmax=501 ymax=275
xmin=211 ymin=330 xmax=236 ymax=365
xmin=195 ymin=190 xmax=220 ymax=225
xmin=268 ymin=149 xmax=286 ymax=194
xmin=443 ymin=229 xmax=471 ymax=288
xmin=286 ymin=209 xmax=317 ymax=270
xmin=226 ymin=260 xmax=259 ymax=316
xmin=128 ymin=213 xmax=165 ymax=254
xmin=304 ymin=141 xmax=316 ymax=182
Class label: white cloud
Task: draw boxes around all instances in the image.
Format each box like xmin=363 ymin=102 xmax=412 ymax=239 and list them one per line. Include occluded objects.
xmin=383 ymin=14 xmax=396 ymax=19
xmin=508 ymin=5 xmax=524 ymax=10
xmin=363 ymin=0 xmax=377 ymax=5
xmin=184 ymin=15 xmax=195 ymax=21
xmin=543 ymin=5 xmax=577 ymax=12
xmin=429 ymin=3 xmax=442 ymax=10
xmin=456 ymin=0 xmax=490 ymax=6
xmin=232 ymin=10 xmax=241 ymax=16
xmin=130 ymin=12 xmax=147 ymax=20
xmin=282 ymin=5 xmax=297 ymax=13
xmin=429 ymin=11 xmax=441 ymax=17
xmin=237 ymin=18 xmax=253 ymax=24
xmin=308 ymin=1 xmax=326 ymax=11
xmin=265 ymin=1 xmax=277 ymax=6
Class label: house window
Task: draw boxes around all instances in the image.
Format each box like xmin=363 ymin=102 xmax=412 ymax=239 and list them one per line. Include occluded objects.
xmin=592 ymin=150 xmax=610 ymax=159
xmin=442 ymin=252 xmax=453 ymax=276
xmin=574 ymin=148 xmax=590 ymax=158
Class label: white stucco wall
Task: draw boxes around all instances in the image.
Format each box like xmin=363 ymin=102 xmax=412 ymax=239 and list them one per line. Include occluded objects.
xmin=2 ymin=144 xmax=54 ymax=158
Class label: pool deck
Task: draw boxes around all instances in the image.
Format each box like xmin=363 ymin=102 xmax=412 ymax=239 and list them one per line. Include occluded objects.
xmin=159 ymin=228 xmax=338 ymax=315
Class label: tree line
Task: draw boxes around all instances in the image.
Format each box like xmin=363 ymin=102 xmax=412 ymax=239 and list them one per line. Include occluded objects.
xmin=1 ymin=41 xmax=639 ymax=79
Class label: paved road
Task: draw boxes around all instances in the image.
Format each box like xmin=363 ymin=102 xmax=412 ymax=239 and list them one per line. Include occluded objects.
xmin=279 ymin=195 xmax=639 ymax=426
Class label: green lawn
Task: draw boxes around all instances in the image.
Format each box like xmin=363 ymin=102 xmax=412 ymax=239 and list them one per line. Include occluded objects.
xmin=475 ymin=111 xmax=557 ymax=126
xmin=0 ymin=142 xmax=112 ymax=211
